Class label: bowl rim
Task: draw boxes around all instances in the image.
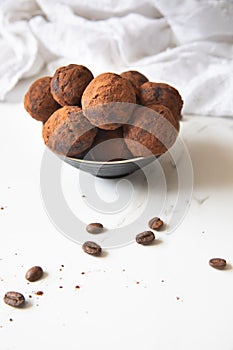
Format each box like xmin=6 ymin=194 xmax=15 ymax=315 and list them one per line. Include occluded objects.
xmin=64 ymin=155 xmax=155 ymax=165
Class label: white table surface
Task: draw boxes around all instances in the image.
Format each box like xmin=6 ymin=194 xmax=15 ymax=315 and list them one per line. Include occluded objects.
xmin=0 ymin=99 xmax=233 ymax=350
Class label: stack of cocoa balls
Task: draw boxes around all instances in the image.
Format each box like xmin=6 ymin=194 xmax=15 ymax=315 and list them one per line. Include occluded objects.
xmin=24 ymin=64 xmax=183 ymax=161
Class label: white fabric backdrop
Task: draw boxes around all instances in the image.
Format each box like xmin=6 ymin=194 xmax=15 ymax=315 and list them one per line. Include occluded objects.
xmin=0 ymin=0 xmax=233 ymax=116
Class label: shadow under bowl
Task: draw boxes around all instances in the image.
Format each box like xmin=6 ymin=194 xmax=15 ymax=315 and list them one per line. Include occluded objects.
xmin=61 ymin=155 xmax=156 ymax=178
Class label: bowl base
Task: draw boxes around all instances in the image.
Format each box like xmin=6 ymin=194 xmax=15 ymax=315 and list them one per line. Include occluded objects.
xmin=95 ymin=172 xmax=131 ymax=179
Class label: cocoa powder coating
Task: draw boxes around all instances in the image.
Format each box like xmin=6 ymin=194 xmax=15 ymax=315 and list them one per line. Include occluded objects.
xmin=86 ymin=128 xmax=132 ymax=161
xmin=120 ymin=70 xmax=148 ymax=103
xmin=51 ymin=64 xmax=94 ymax=106
xmin=123 ymin=104 xmax=178 ymax=157
xmin=139 ymin=82 xmax=183 ymax=121
xmin=43 ymin=106 xmax=97 ymax=157
xmin=81 ymin=73 xmax=136 ymax=130
xmin=24 ymin=76 xmax=60 ymax=123
xmin=148 ymin=103 xmax=180 ymax=131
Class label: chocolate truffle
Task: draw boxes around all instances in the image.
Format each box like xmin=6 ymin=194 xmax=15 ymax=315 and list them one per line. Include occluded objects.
xmin=50 ymin=64 xmax=94 ymax=106
xmin=139 ymin=82 xmax=183 ymax=121
xmin=123 ymin=104 xmax=178 ymax=157
xmin=42 ymin=106 xmax=97 ymax=157
xmin=120 ymin=70 xmax=148 ymax=103
xmin=24 ymin=77 xmax=60 ymax=123
xmin=86 ymin=128 xmax=132 ymax=161
xmin=81 ymin=73 xmax=136 ymax=130
xmin=148 ymin=103 xmax=180 ymax=132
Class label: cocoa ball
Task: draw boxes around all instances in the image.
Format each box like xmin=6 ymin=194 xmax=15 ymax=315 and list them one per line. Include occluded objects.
xmin=42 ymin=106 xmax=97 ymax=157
xmin=123 ymin=104 xmax=178 ymax=157
xmin=86 ymin=128 xmax=132 ymax=161
xmin=81 ymin=73 xmax=136 ymax=130
xmin=148 ymin=103 xmax=180 ymax=132
xmin=139 ymin=82 xmax=183 ymax=121
xmin=120 ymin=70 xmax=148 ymax=103
xmin=50 ymin=64 xmax=94 ymax=106
xmin=24 ymin=77 xmax=60 ymax=123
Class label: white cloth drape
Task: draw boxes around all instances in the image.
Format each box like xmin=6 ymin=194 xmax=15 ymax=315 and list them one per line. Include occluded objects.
xmin=0 ymin=0 xmax=233 ymax=116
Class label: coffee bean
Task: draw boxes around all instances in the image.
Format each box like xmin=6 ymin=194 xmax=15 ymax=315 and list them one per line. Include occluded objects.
xmin=25 ymin=266 xmax=43 ymax=282
xmin=209 ymin=258 xmax=227 ymax=269
xmin=4 ymin=291 xmax=25 ymax=307
xmin=148 ymin=217 xmax=163 ymax=230
xmin=136 ymin=231 xmax=155 ymax=245
xmin=82 ymin=241 xmax=102 ymax=256
xmin=86 ymin=223 xmax=104 ymax=234
xmin=36 ymin=291 xmax=44 ymax=296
